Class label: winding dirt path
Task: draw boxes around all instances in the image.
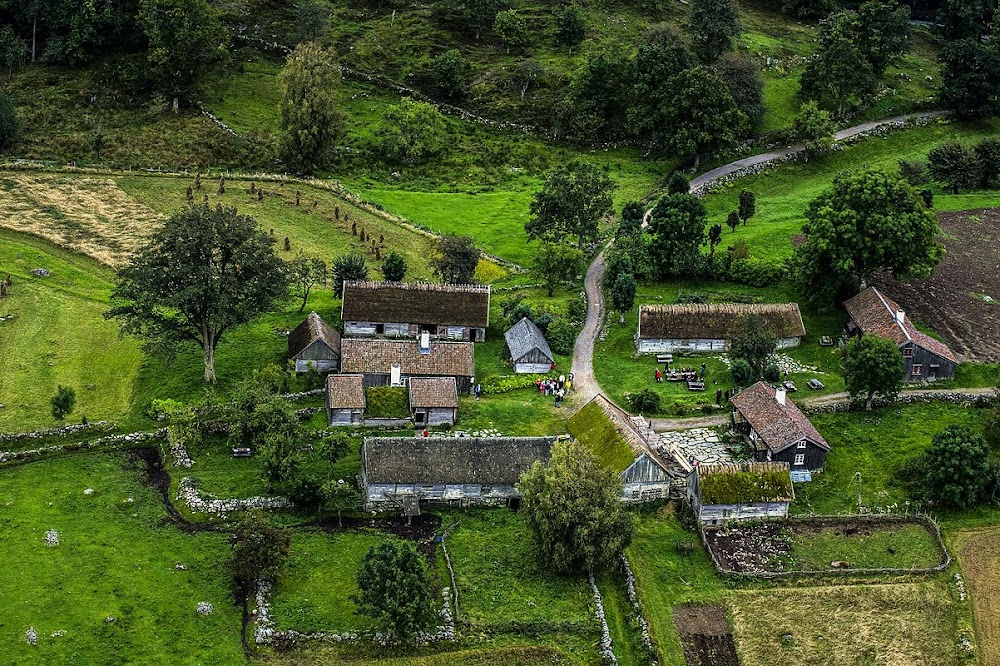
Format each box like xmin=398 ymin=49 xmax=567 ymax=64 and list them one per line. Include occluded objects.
xmin=570 ymin=246 xmax=607 ymax=405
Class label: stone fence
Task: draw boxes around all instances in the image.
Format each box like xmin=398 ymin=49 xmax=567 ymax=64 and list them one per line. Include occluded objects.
xmin=801 ymin=390 xmax=996 ymax=415
xmin=176 ymin=477 xmax=291 ymax=515
xmin=0 ymin=420 xmax=113 ymax=444
xmin=0 ymin=429 xmax=166 ymax=467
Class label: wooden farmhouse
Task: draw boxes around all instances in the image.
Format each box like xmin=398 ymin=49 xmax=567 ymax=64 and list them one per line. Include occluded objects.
xmin=568 ymin=396 xmax=690 ymax=501
xmin=844 ymin=287 xmax=958 ymax=381
xmin=287 ymin=312 xmax=341 ymax=373
xmin=360 ymin=436 xmax=556 ymax=509
xmin=340 ymin=336 xmax=475 ymax=393
xmin=636 ymin=303 xmax=806 ymax=354
xmin=687 ymin=462 xmax=794 ymax=526
xmin=341 ymin=281 xmax=490 ymax=342
xmin=326 ymin=374 xmax=365 ymax=425
xmin=504 ymin=317 xmax=555 ymax=373
xmin=730 ymin=381 xmax=831 ymax=474
xmin=409 ymin=377 xmax=458 ymax=427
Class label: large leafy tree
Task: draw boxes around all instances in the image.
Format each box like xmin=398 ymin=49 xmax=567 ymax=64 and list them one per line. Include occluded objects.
xmin=138 ymin=0 xmax=228 ymax=109
xmin=533 ymin=242 xmax=582 ymax=296
xmin=449 ymin=0 xmax=510 ymax=39
xmin=555 ymin=5 xmax=585 ymax=52
xmin=843 ymin=334 xmax=905 ymax=410
xmin=938 ymin=0 xmax=996 ymax=40
xmin=279 ymin=42 xmax=345 ymax=173
xmin=568 ymin=50 xmax=633 ymax=140
xmin=927 ymin=142 xmax=980 ymax=194
xmin=646 ymin=193 xmax=708 ymax=278
xmin=381 ymin=251 xmax=407 ymax=282
xmin=922 ymin=426 xmax=998 ymax=508
xmin=687 ymin=0 xmax=740 ymax=63
xmin=729 ymin=315 xmax=777 ymax=378
xmin=939 ymin=39 xmax=1000 ymax=120
xmin=106 ymin=205 xmax=288 ymax=383
xmin=331 ymin=252 xmax=368 ymax=296
xmin=714 ymin=52 xmax=765 ymax=131
xmin=792 ymin=169 xmax=943 ymax=306
xmin=609 ymin=271 xmax=637 ymax=322
xmin=375 ymin=99 xmax=449 ymax=163
xmin=431 ymin=234 xmax=480 ymax=284
xmin=519 ymin=439 xmax=634 ymax=574
xmin=526 ymin=162 xmax=616 ymax=251
xmin=791 ymin=101 xmax=835 ymax=160
xmin=799 ymin=13 xmax=875 ymax=117
xmin=355 ymin=542 xmax=437 ymax=640
xmin=663 ymin=67 xmax=747 ymax=168
xmin=627 ymin=25 xmax=694 ymax=148
xmin=853 ymin=0 xmax=910 ymax=78
xmin=493 ymin=9 xmax=528 ymax=53
xmin=228 ymin=511 xmax=291 ymax=592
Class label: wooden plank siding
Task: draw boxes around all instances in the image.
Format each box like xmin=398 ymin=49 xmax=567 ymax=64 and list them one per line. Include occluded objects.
xmin=637 ymin=336 xmax=801 ymax=354
xmin=344 ymin=320 xmax=485 ymax=342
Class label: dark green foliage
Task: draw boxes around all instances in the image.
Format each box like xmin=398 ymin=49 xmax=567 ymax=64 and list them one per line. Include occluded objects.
xmin=629 ymin=388 xmax=661 ymax=414
xmin=428 ymin=49 xmax=471 ymax=99
xmin=763 ymin=363 xmax=781 ymax=383
xmin=666 ymin=171 xmax=691 ymax=195
xmin=609 ymin=271 xmax=637 ymax=317
xmin=567 ymin=50 xmax=633 ymax=141
xmin=778 ymin=0 xmax=835 ymax=19
xmin=618 ymin=201 xmax=645 ymax=237
xmin=546 ymin=317 xmax=578 ymax=355
xmin=927 ymin=142 xmax=979 ymax=194
xmin=730 ymin=358 xmax=755 ymax=386
xmin=974 ymin=138 xmax=1000 ymax=188
xmin=555 ymin=5 xmax=586 ymax=50
xmin=0 ymin=25 xmax=27 ymax=79
xmin=688 ymin=0 xmax=741 ymax=63
xmin=375 ymin=99 xmax=449 ymax=163
xmin=255 ymin=363 xmax=290 ymax=394
xmin=792 ymin=169 xmax=942 ymax=306
xmin=381 ymin=251 xmax=407 ymax=282
xmin=898 ymin=159 xmax=930 ymax=186
xmin=647 ymin=193 xmax=708 ymax=278
xmin=791 ymin=101 xmax=835 ymax=160
xmin=708 ymin=224 xmax=723 ymax=255
xmin=724 ymin=257 xmax=787 ymax=287
xmin=288 ymin=474 xmax=324 ymax=510
xmin=106 ymin=205 xmax=288 ymax=383
xmin=355 ymin=542 xmax=436 ymax=641
xmin=510 ymin=57 xmax=544 ymax=100
xmin=738 ymin=189 xmax=756 ymax=224
xmin=0 ymin=90 xmax=18 ymax=149
xmin=939 ymin=39 xmax=1000 ymax=119
xmin=853 ymin=0 xmax=911 ymax=78
xmin=331 ymin=252 xmax=368 ymax=296
xmin=317 ymin=432 xmax=351 ymax=476
xmin=664 ymin=67 xmax=747 ymax=167
xmin=921 ymin=426 xmax=998 ymax=508
xmin=431 ymin=234 xmax=479 ymax=284
xmin=533 ymin=242 xmax=582 ymax=296
xmin=526 ymin=162 xmax=616 ymax=251
xmin=628 ymin=26 xmax=694 ymax=149
xmin=280 ymin=42 xmax=345 ymax=173
xmin=322 ymin=479 xmax=362 ymax=527
xmin=449 ymin=0 xmax=511 ymax=40
xmin=519 ymin=439 xmax=634 ymax=574
xmin=294 ymin=0 xmax=332 ymax=44
xmin=843 ymin=334 xmax=905 ymax=410
xmin=50 ymin=385 xmax=76 ymax=420
xmin=286 ymin=252 xmax=327 ymax=312
xmin=726 ymin=210 xmax=741 ymax=233
xmin=938 ymin=0 xmax=996 ymax=40
xmin=715 ymin=52 xmax=765 ymax=130
xmin=493 ymin=9 xmax=528 ymax=53
xmin=800 ymin=13 xmax=876 ymax=117
xmin=228 ymin=511 xmax=292 ymax=589
xmin=730 ymin=315 xmax=777 ymax=378
xmin=227 ymin=378 xmax=304 ymax=488
xmin=985 ymin=403 xmax=1000 ymax=451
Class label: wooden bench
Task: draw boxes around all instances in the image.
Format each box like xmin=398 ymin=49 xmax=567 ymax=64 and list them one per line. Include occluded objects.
xmin=807 ymin=378 xmax=825 ymax=390
xmin=232 ymin=447 xmax=252 ymax=458
xmin=656 ymin=354 xmax=674 ymax=364
xmin=687 ymin=381 xmax=706 ymax=391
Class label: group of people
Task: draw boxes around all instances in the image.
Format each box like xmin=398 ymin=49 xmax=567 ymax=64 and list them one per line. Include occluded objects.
xmin=537 ymin=373 xmax=573 ymax=407
xmin=654 ymin=362 xmax=707 ymax=383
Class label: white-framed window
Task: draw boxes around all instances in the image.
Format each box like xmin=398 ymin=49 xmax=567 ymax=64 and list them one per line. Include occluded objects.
xmin=903 ymin=347 xmax=913 ymax=357
xmin=797 ymin=441 xmax=807 ymax=449
xmin=912 ymin=364 xmax=922 ymax=376
xmin=794 ymin=454 xmax=805 ymax=466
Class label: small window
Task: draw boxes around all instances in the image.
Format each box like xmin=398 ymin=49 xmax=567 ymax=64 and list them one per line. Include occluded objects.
xmin=912 ymin=364 xmax=922 ymax=376
xmin=794 ymin=454 xmax=805 ymax=466
xmin=903 ymin=347 xmax=913 ymax=357
xmin=797 ymin=441 xmax=807 ymax=449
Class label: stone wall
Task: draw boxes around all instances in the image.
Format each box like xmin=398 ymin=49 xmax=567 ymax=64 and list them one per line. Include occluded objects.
xmin=801 ymin=390 xmax=996 ymax=414
xmin=175 ymin=477 xmax=291 ymax=515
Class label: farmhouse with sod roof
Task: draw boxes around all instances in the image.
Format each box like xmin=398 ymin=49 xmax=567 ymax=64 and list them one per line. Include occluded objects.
xmin=408 ymin=377 xmax=458 ymax=427
xmin=504 ymin=317 xmax=555 ymax=373
xmin=326 ymin=374 xmax=366 ymax=425
xmin=287 ymin=311 xmax=341 ymax=373
xmin=687 ymin=462 xmax=795 ymax=526
xmin=340 ymin=281 xmax=490 ymax=342
xmin=731 ymin=381 xmax=830 ymax=474
xmin=636 ymin=303 xmax=806 ymax=354
xmin=844 ymin=286 xmax=958 ymax=381
xmin=359 ymin=436 xmax=556 ymax=509
xmin=340 ymin=337 xmax=475 ymax=392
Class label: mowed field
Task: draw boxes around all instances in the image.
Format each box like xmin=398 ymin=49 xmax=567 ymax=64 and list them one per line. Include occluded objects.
xmin=956 ymin=529 xmax=1000 ymax=666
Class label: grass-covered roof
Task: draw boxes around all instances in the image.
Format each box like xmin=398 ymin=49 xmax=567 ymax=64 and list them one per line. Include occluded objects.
xmin=567 ymin=400 xmax=637 ymax=474
xmin=698 ymin=463 xmax=794 ymax=505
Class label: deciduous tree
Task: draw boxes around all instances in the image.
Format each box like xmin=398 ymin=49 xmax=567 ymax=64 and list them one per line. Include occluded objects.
xmin=555 ymin=5 xmax=585 ymax=52
xmin=228 ymin=511 xmax=291 ymax=591
xmin=628 ymin=26 xmax=694 ymax=149
xmin=922 ymin=426 xmax=998 ymax=508
xmin=375 ymin=99 xmax=449 ymax=163
xmin=737 ymin=189 xmax=756 ymax=225
xmin=939 ymin=39 xmax=1000 ymax=120
xmin=355 ymin=542 xmax=436 ymax=640
xmin=381 ymin=251 xmax=407 ymax=282
xmin=687 ymin=0 xmax=741 ymax=63
xmin=294 ymin=0 xmax=332 ymax=43
xmin=50 ymin=385 xmax=75 ymax=420
xmin=526 ymin=162 xmax=616 ymax=251
xmin=106 ymin=205 xmax=288 ymax=383
xmin=533 ymin=242 xmax=582 ymax=296
xmin=431 ymin=235 xmax=480 ymax=284
xmin=791 ymin=101 xmax=835 ymax=161
xmin=927 ymin=142 xmax=979 ymax=194
xmin=799 ymin=13 xmax=875 ymax=117
xmin=287 ymin=252 xmax=327 ymax=312
xmin=843 ymin=334 xmax=905 ymax=410
xmin=726 ymin=210 xmax=740 ymax=233
xmin=0 ymin=26 xmax=27 ymax=80
xmin=730 ymin=315 xmax=777 ymax=378
xmin=646 ymin=193 xmax=708 ymax=277
xmin=663 ymin=67 xmax=747 ymax=168
xmin=279 ymin=42 xmax=345 ymax=173
xmin=708 ymin=223 xmax=723 ymax=255
xmin=427 ymin=49 xmax=471 ymax=100
xmin=493 ymin=9 xmax=528 ymax=53
xmin=974 ymin=138 xmax=1000 ymax=189
xmin=714 ymin=52 xmax=766 ymax=130
xmin=609 ymin=271 xmax=637 ymax=322
xmin=332 ymin=252 xmax=368 ymax=296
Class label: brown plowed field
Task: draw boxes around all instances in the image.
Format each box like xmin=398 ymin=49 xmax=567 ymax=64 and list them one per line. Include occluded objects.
xmin=874 ymin=208 xmax=1000 ymax=363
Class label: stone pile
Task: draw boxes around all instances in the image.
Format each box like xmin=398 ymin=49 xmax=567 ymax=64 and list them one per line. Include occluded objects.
xmin=176 ymin=478 xmax=291 ymax=515
xmin=25 ymin=627 xmax=37 ymax=646
xmin=30 ymin=268 xmax=51 ymax=277
xmin=622 ymin=556 xmax=657 ymax=664
xmin=589 ymin=572 xmax=618 ymax=666
xmin=44 ymin=530 xmax=59 ymax=547
xmin=196 ymin=602 xmax=214 ymax=616
xmin=0 ymin=429 xmax=166 ymax=466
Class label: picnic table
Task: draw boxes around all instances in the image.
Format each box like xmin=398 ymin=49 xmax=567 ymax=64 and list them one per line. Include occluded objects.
xmin=819 ymin=336 xmax=834 ymax=347
xmin=687 ymin=381 xmax=706 ymax=391
xmin=656 ymin=354 xmax=674 ymax=364
xmin=807 ymin=378 xmax=825 ymax=390
xmin=232 ymin=447 xmax=252 ymax=458
xmin=782 ymin=380 xmax=797 ymax=392
xmin=667 ymin=371 xmax=697 ymax=382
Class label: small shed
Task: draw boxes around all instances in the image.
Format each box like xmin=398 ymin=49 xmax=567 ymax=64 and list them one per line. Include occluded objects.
xmin=409 ymin=377 xmax=458 ymax=427
xmin=687 ymin=462 xmax=794 ymax=526
xmin=288 ymin=312 xmax=342 ymax=373
xmin=636 ymin=303 xmax=806 ymax=354
xmin=326 ymin=374 xmax=365 ymax=425
xmin=504 ymin=317 xmax=555 ymax=373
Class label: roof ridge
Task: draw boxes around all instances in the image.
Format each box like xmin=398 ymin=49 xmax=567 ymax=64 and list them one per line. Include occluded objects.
xmin=871 ymin=287 xmax=911 ymax=341
xmin=344 ymin=280 xmax=490 ymax=293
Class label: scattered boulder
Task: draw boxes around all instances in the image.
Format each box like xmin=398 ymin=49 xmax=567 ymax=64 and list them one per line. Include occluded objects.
xmin=30 ymin=269 xmax=51 ymax=278
xmin=83 ymin=488 xmax=94 ymax=496
xmin=44 ymin=529 xmax=59 ymax=547
xmin=25 ymin=626 xmax=37 ymax=645
xmin=175 ymin=563 xmax=187 ymax=571
xmin=196 ymin=602 xmax=214 ymax=616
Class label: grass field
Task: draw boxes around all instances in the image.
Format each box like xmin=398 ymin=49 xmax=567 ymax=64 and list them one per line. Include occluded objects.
xmin=785 ymin=521 xmax=942 ymax=570
xmin=955 ymin=529 xmax=1000 ymax=665
xmin=729 ymin=582 xmax=963 ymax=666
xmin=0 ymin=453 xmax=244 ymax=665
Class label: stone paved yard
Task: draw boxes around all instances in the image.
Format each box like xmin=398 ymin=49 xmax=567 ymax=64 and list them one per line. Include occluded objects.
xmin=656 ymin=428 xmax=743 ymax=466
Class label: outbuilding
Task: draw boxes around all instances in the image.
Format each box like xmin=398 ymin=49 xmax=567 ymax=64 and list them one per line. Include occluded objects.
xmin=408 ymin=377 xmax=459 ymax=427
xmin=287 ymin=311 xmax=341 ymax=373
xmin=687 ymin=462 xmax=794 ymax=526
xmin=636 ymin=303 xmax=806 ymax=354
xmin=340 ymin=335 xmax=475 ymax=393
xmin=504 ymin=317 xmax=555 ymax=373
xmin=326 ymin=374 xmax=365 ymax=426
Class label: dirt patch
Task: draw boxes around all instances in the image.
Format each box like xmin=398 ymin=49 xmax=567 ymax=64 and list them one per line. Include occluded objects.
xmin=125 ymin=446 xmax=215 ymax=533
xmin=705 ymin=522 xmax=790 ymax=573
xmin=956 ymin=530 xmax=1000 ymax=664
xmin=673 ymin=606 xmax=740 ymax=666
xmin=874 ymin=208 xmax=1000 ymax=362
xmin=309 ymin=514 xmax=442 ymax=561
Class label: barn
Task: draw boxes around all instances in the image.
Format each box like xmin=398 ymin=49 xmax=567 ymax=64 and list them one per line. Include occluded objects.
xmin=636 ymin=303 xmax=806 ymax=354
xmin=730 ymin=381 xmax=831 ymax=474
xmin=341 ymin=281 xmax=490 ymax=342
xmin=843 ymin=287 xmax=958 ymax=381
xmin=287 ymin=312 xmax=341 ymax=373
xmin=326 ymin=374 xmax=365 ymax=426
xmin=504 ymin=317 xmax=555 ymax=373
xmin=409 ymin=377 xmax=458 ymax=427
xmin=340 ymin=336 xmax=475 ymax=392
xmin=360 ymin=436 xmax=556 ymax=509
xmin=687 ymin=462 xmax=794 ymax=526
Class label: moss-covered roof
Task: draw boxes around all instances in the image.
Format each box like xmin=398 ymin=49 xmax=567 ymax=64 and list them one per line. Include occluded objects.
xmin=567 ymin=401 xmax=637 ymax=474
xmin=698 ymin=462 xmax=794 ymax=505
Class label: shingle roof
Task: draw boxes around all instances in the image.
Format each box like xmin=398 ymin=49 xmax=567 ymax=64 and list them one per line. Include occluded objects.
xmin=408 ymin=377 xmax=459 ymax=408
xmin=341 ymin=281 xmax=490 ymax=328
xmin=731 ymin=381 xmax=830 ymax=454
xmin=327 ymin=374 xmax=365 ymax=409
xmin=362 ymin=436 xmax=556 ymax=484
xmin=637 ymin=303 xmax=806 ymax=340
xmin=288 ymin=312 xmax=341 ymax=358
xmin=504 ymin=317 xmax=554 ymax=363
xmin=341 ymin=339 xmax=475 ymax=378
xmin=843 ymin=287 xmax=958 ymax=363
xmin=698 ymin=462 xmax=794 ymax=505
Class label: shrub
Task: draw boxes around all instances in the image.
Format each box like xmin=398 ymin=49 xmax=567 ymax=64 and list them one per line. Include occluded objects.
xmin=482 ymin=374 xmax=548 ymax=394
xmin=288 ymin=474 xmax=324 ymax=510
xmin=730 ymin=358 xmax=755 ymax=385
xmin=898 ymin=159 xmax=930 ymax=185
xmin=629 ymin=389 xmax=661 ymax=414
xmin=763 ymin=363 xmax=781 ymax=383
xmin=0 ymin=91 xmax=18 ymax=150
xmin=51 ymin=385 xmax=76 ymax=421
xmin=725 ymin=257 xmax=787 ymax=287
xmin=546 ymin=317 xmax=578 ymax=355
xmin=255 ymin=363 xmax=290 ymax=394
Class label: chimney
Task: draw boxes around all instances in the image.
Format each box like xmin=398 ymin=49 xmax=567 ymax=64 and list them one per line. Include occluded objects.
xmin=419 ymin=331 xmax=431 ymax=353
xmin=896 ymin=309 xmax=905 ymax=324
xmin=775 ymin=387 xmax=786 ymax=406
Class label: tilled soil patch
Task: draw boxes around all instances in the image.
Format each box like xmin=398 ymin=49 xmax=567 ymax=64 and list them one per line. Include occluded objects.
xmin=673 ymin=606 xmax=740 ymax=666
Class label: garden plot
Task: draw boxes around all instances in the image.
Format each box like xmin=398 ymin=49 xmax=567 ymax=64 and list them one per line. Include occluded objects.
xmin=673 ymin=606 xmax=739 ymax=666
xmin=874 ymin=208 xmax=1000 ymax=362
xmin=704 ymin=517 xmax=945 ymax=574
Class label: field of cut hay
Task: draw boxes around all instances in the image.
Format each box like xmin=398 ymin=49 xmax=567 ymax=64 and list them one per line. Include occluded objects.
xmin=730 ymin=582 xmax=961 ymax=666
xmin=956 ymin=529 xmax=1000 ymax=664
